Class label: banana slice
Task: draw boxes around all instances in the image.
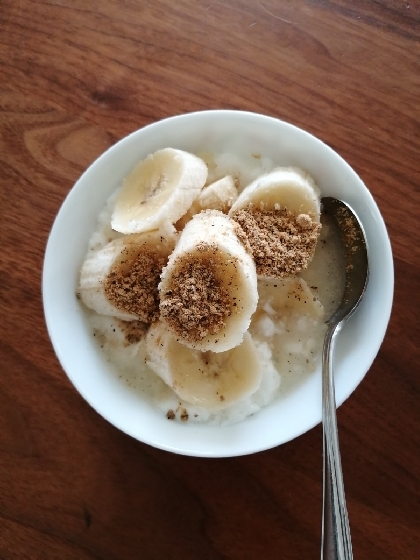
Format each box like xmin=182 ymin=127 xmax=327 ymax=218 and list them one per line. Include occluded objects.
xmin=251 ymin=278 xmax=325 ymax=378
xmin=176 ymin=175 xmax=238 ymax=230
xmin=111 ymin=148 xmax=208 ymax=234
xmin=159 ymin=210 xmax=258 ymax=352
xmin=230 ymin=167 xmax=320 ymax=219
xmin=197 ymin=175 xmax=238 ymax=213
xmin=255 ymin=277 xmax=324 ymax=322
xmin=78 ymin=231 xmax=177 ymax=322
xmin=229 ymin=168 xmax=322 ymax=278
xmin=146 ymin=322 xmax=262 ymax=409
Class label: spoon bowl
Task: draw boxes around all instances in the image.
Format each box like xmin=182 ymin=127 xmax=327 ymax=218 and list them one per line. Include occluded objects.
xmin=320 ymin=197 xmax=369 ymax=560
xmin=323 ymin=197 xmax=369 ymax=324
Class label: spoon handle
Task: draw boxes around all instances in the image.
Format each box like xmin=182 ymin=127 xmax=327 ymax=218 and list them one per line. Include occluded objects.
xmin=321 ymin=324 xmax=353 ymax=560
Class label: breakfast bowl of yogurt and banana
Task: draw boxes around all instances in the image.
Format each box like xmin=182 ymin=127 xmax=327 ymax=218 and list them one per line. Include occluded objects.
xmin=43 ymin=111 xmax=393 ymax=457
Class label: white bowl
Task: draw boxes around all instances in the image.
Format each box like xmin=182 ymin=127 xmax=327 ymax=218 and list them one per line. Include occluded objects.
xmin=43 ymin=110 xmax=393 ymax=457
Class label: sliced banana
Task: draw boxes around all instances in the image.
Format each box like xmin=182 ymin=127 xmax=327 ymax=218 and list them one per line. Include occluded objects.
xmin=197 ymin=175 xmax=238 ymax=213
xmin=229 ymin=167 xmax=320 ymax=219
xmin=229 ymin=168 xmax=322 ymax=279
xmin=255 ymin=277 xmax=324 ymax=322
xmin=78 ymin=231 xmax=177 ymax=322
xmin=159 ymin=210 xmax=258 ymax=353
xmin=111 ymin=148 xmax=208 ymax=234
xmin=146 ymin=322 xmax=263 ymax=409
xmin=251 ymin=278 xmax=325 ymax=376
xmin=176 ymin=175 xmax=238 ymax=230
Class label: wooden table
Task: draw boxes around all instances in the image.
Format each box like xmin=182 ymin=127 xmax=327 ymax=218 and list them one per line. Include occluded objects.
xmin=1 ymin=1 xmax=419 ymax=558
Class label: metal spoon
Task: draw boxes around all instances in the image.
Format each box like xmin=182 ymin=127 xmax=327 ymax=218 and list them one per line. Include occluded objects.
xmin=320 ymin=197 xmax=369 ymax=560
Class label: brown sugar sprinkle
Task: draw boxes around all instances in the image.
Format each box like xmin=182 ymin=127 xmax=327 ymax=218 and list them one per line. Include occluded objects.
xmin=335 ymin=206 xmax=363 ymax=272
xmin=231 ymin=204 xmax=321 ymax=278
xmin=160 ymin=245 xmax=232 ymax=343
xmin=232 ymin=220 xmax=253 ymax=255
xmin=104 ymin=248 xmax=167 ymax=323
xmin=118 ymin=320 xmax=149 ymax=344
xmin=336 ymin=207 xmax=360 ymax=246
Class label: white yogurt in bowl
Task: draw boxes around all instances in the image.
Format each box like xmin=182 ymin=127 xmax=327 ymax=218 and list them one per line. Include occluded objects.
xmin=43 ymin=111 xmax=393 ymax=457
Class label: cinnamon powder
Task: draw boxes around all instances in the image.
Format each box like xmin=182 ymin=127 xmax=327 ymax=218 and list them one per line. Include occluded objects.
xmin=231 ymin=204 xmax=321 ymax=278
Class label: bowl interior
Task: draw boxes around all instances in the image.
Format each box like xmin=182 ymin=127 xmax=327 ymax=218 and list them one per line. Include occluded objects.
xmin=43 ymin=110 xmax=393 ymax=457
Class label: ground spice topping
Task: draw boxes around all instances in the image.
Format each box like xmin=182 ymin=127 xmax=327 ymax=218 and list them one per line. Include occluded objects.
xmin=160 ymin=245 xmax=232 ymax=343
xmin=231 ymin=204 xmax=321 ymax=277
xmin=104 ymin=248 xmax=166 ymax=323
xmin=232 ymin=220 xmax=253 ymax=255
xmin=335 ymin=205 xmax=363 ymax=272
xmin=118 ymin=319 xmax=149 ymax=344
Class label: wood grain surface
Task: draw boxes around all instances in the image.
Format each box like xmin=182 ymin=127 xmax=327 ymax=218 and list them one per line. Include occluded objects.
xmin=1 ymin=1 xmax=419 ymax=558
